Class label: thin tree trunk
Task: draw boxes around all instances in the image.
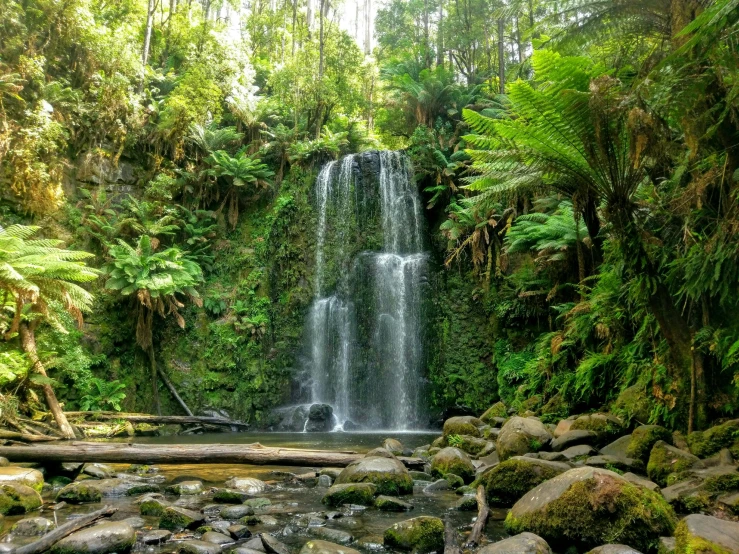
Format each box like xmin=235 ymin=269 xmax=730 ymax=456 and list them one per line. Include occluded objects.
xmin=437 ymin=0 xmax=444 ymax=67
xmin=292 ymin=0 xmax=297 ymax=54
xmin=142 ymin=0 xmax=156 ymax=67
xmin=423 ymin=0 xmax=431 ymax=68
xmin=307 ymin=0 xmax=313 ymax=37
xmin=18 ymin=323 xmax=76 ymax=440
xmin=148 ymin=345 xmax=162 ymax=416
xmin=318 ymin=0 xmax=325 ymax=78
xmin=515 ymin=15 xmax=524 ymax=63
xmin=497 ymin=18 xmax=505 ymax=94
xmin=364 ymin=0 xmax=371 ymax=54
xmin=157 ymin=367 xmax=194 ymax=416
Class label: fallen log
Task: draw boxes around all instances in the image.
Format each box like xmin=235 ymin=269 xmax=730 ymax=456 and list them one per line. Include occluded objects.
xmin=0 ymin=442 xmax=426 ymax=469
xmin=464 ymin=485 xmax=489 ymax=548
xmin=14 ymin=505 xmax=118 ymax=554
xmin=0 ymin=430 xmax=60 ymax=443
xmin=60 ymin=412 xmax=249 ymax=429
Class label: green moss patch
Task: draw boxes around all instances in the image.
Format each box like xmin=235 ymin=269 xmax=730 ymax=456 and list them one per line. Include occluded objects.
xmin=383 ymin=516 xmax=444 ymax=553
xmin=480 ymin=457 xmax=568 ymax=506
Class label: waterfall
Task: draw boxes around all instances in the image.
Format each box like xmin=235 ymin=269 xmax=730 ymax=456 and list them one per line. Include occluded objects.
xmin=302 ymin=151 xmax=429 ymax=431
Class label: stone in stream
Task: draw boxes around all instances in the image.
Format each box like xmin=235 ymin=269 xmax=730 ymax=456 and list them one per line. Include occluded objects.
xmin=10 ymin=516 xmax=54 ymax=536
xmin=140 ymin=529 xmax=172 ymax=544
xmin=166 ymin=480 xmax=203 ymax=495
xmin=443 ymin=416 xmax=483 ymax=437
xmin=0 ymin=467 xmax=44 ymax=490
xmin=586 ymin=546 xmax=643 ymax=554
xmin=229 ymin=524 xmax=252 ymax=539
xmin=139 ymin=496 xmax=169 ymax=516
xmin=455 ymin=495 xmax=478 ymax=511
xmin=496 ymin=417 xmax=553 ymax=461
xmin=159 ymin=506 xmax=205 ymax=530
xmin=479 ymin=456 xmax=571 ymax=506
xmin=51 ymin=521 xmax=136 ymax=554
xmin=83 ymin=463 xmax=115 ymax=479
xmin=382 ymin=438 xmax=404 ymax=454
xmin=505 ymin=467 xmax=676 ymax=553
xmin=300 ymin=539 xmax=361 ymax=554
xmin=477 ymin=532 xmax=552 ymax=554
xmin=309 ymin=526 xmax=354 ymax=544
xmin=56 ymin=481 xmax=103 ymax=504
xmin=212 ymin=488 xmax=249 ymax=503
xmin=335 ymin=456 xmax=413 ymax=495
xmin=202 ymin=531 xmax=234 ymax=545
xmin=320 ymin=468 xmax=343 ymax=480
xmin=675 ymin=514 xmax=739 ymax=553
xmin=429 ymin=447 xmax=475 ymax=483
xmin=261 ymin=533 xmax=291 ymax=554
xmin=0 ymin=483 xmax=40 ymax=516
xmin=221 ymin=504 xmax=255 ymax=519
xmin=409 ymin=471 xmax=432 ymax=481
xmin=322 ymin=483 xmax=377 ymax=507
xmin=550 ymin=430 xmax=597 ymax=452
xmin=178 ymin=540 xmax=223 ymax=554
xmin=383 ymin=516 xmax=444 ymax=553
xmin=225 ymin=477 xmax=266 ymax=494
xmin=244 ymin=497 xmax=271 ymax=509
xmin=422 ymin=479 xmax=451 ymax=492
xmin=646 ymin=440 xmax=700 ymax=487
xmin=365 ymin=447 xmax=397 ymax=459
xmin=626 ymin=425 xmax=673 ymax=463
xmin=305 ymin=404 xmax=334 ymax=432
xmin=317 ymin=475 xmax=333 ymax=488
xmin=375 ymin=495 xmax=413 ymax=511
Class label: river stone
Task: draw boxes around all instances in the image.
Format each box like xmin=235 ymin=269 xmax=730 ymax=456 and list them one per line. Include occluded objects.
xmin=553 ymin=419 xmax=575 ymax=438
xmin=225 ymin=477 xmax=266 ymax=494
xmin=140 ymin=496 xmax=169 ymax=516
xmin=569 ymin=414 xmax=625 ymax=444
xmin=365 ymin=447 xmax=396 ymax=459
xmin=496 ymin=417 xmax=552 ymax=461
xmin=300 ymin=539 xmax=361 ymax=554
xmin=141 ymin=529 xmax=172 ymax=544
xmin=375 ymin=495 xmax=413 ymax=511
xmin=423 ymin=479 xmax=451 ymax=492
xmin=584 ymin=455 xmax=643 ymax=473
xmin=322 ymin=483 xmax=377 ymax=507
xmin=480 ymin=456 xmax=571 ymax=506
xmin=686 ymin=418 xmax=739 ymax=458
xmin=430 ymin=447 xmax=475 ymax=483
xmin=0 ymin=467 xmax=44 ymax=490
xmin=384 ymin=516 xmax=444 ymax=553
xmin=443 ymin=416 xmax=483 ymax=437
xmin=306 ymin=404 xmax=334 ymax=432
xmin=83 ymin=463 xmax=114 ymax=479
xmin=202 ymin=531 xmax=234 ymax=545
xmin=321 ymin=468 xmax=343 ymax=479
xmin=0 ymin=483 xmax=42 ymax=515
xmin=261 ymin=533 xmax=291 ymax=554
xmin=335 ymin=456 xmax=413 ymax=495
xmin=229 ymin=524 xmax=252 ymax=539
xmin=383 ymin=438 xmax=404 ymax=454
xmin=51 ymin=521 xmax=136 ymax=554
xmin=675 ymin=514 xmax=739 ymax=553
xmin=213 ymin=488 xmax=250 ymax=503
xmin=56 ymin=481 xmax=102 ymax=504
xmin=561 ymin=444 xmax=596 ymax=460
xmin=551 ymin=430 xmax=597 ymax=452
xmin=647 ymin=441 xmax=700 ymax=487
xmin=11 ymin=516 xmax=54 ymax=536
xmin=626 ymin=425 xmax=673 ymax=464
xmin=221 ymin=505 xmax=255 ymax=519
xmin=318 ymin=475 xmax=333 ymax=487
xmin=505 ymin=467 xmax=676 ymax=552
xmin=455 ymin=435 xmax=491 ymax=456
xmin=178 ymin=540 xmax=222 ymax=554
xmin=586 ymin=546 xmax=643 ymax=554
xmin=478 ymin=532 xmax=552 ymax=554
xmin=159 ymin=506 xmax=205 ymax=530
xmin=480 ymin=402 xmax=507 ymax=425
xmin=167 ymin=480 xmax=203 ymax=495
xmin=599 ymin=435 xmax=632 ymax=458
xmin=309 ymin=526 xmax=354 ymax=544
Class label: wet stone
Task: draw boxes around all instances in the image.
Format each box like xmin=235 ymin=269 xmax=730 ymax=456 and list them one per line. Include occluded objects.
xmin=309 ymin=526 xmax=354 ymax=545
xmin=140 ymin=529 xmax=172 ymax=545
xmin=202 ymin=531 xmax=234 ymax=545
xmin=178 ymin=539 xmax=222 ymax=554
xmin=221 ymin=505 xmax=254 ymax=519
xmin=11 ymin=516 xmax=55 ymax=536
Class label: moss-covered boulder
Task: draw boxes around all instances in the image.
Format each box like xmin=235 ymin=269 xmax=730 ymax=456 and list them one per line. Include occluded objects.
xmin=480 ymin=457 xmax=570 ymax=506
xmin=647 ymin=441 xmax=700 ymax=487
xmin=496 ymin=417 xmax=552 ymax=461
xmin=429 ymin=448 xmax=475 ymax=483
xmin=335 ymin=456 xmax=413 ymax=495
xmin=569 ymin=414 xmax=625 ymax=445
xmin=56 ymin=482 xmax=102 ymax=504
xmin=453 ymin=435 xmax=491 ymax=456
xmin=0 ymin=484 xmax=42 ymax=515
xmin=11 ymin=516 xmax=55 ymax=536
xmin=322 ymin=483 xmax=377 ymax=507
xmin=165 ymin=480 xmax=203 ymax=495
xmin=611 ymin=385 xmax=652 ymax=425
xmin=586 ymin=546 xmax=643 ymax=554
xmin=505 ymin=467 xmax=676 ymax=553
xmin=674 ymin=513 xmax=739 ymax=554
xmin=51 ymin=521 xmax=135 ymax=554
xmin=159 ymin=506 xmax=205 ymax=530
xmin=383 ymin=438 xmax=404 ymax=455
xmin=139 ymin=497 xmax=168 ymax=516
xmin=627 ymin=426 xmax=673 ymax=464
xmin=478 ymin=533 xmax=552 ymax=554
xmin=686 ymin=419 xmax=739 ymax=458
xmin=443 ymin=416 xmax=483 ymax=437
xmin=300 ymin=540 xmax=362 ymax=554
xmin=480 ymin=402 xmax=507 ymax=425
xmin=375 ymin=495 xmax=414 ymax=511
xmin=383 ymin=516 xmax=444 ymax=553
xmin=0 ymin=467 xmax=44 ymax=491
xmin=213 ymin=488 xmax=249 ymax=503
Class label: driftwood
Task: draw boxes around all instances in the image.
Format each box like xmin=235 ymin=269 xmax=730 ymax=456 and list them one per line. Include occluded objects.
xmin=61 ymin=412 xmax=249 ymax=429
xmin=0 ymin=430 xmax=60 ymax=443
xmin=444 ymin=519 xmax=461 ymax=554
xmin=14 ymin=505 xmax=118 ymax=554
xmin=0 ymin=441 xmax=426 ymax=469
xmin=464 ymin=485 xmax=490 ymax=548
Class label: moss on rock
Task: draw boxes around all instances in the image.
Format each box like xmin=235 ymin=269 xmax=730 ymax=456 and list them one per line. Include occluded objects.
xmin=480 ymin=457 xmax=570 ymax=506
xmin=430 ymin=448 xmax=475 ymax=483
xmin=335 ymin=456 xmax=413 ymax=496
xmin=0 ymin=484 xmax=42 ymax=515
xmin=646 ymin=441 xmax=699 ymax=488
xmin=569 ymin=414 xmax=625 ymax=445
xmin=443 ymin=416 xmax=483 ymax=437
xmin=627 ymin=425 xmax=673 ymax=464
xmin=674 ymin=514 xmax=739 ymax=554
xmin=322 ymin=483 xmax=377 ymax=507
xmin=383 ymin=516 xmax=444 ymax=553
xmin=687 ymin=419 xmax=739 ymax=458
xmin=480 ymin=402 xmax=507 ymax=424
xmin=139 ymin=499 xmax=167 ymax=516
xmin=56 ymin=482 xmax=102 ymax=504
xmin=159 ymin=506 xmax=204 ymax=530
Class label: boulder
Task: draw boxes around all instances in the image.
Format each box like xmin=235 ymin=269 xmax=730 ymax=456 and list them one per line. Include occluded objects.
xmin=83 ymin=463 xmax=114 ymax=479
xmin=375 ymin=495 xmax=413 ymax=511
xmin=480 ymin=402 xmax=507 ymax=425
xmin=383 ymin=516 xmax=444 ymax=553
xmin=647 ymin=441 xmax=700 ymax=487
xmin=627 ymin=426 xmax=673 ymax=464
xmin=335 ymin=456 xmax=413 ymax=495
xmin=0 ymin=467 xmax=44 ymax=490
xmin=0 ymin=484 xmax=42 ymax=515
xmin=178 ymin=540 xmax=222 ymax=554
xmin=443 ymin=416 xmax=483 ymax=437
xmin=553 ymin=419 xmax=575 ymax=438
xmin=306 ymin=404 xmax=334 ymax=432
xmin=429 ymin=448 xmax=475 ymax=483
xmin=166 ymin=480 xmax=203 ymax=495
xmin=300 ymin=540 xmax=361 ymax=554
xmin=322 ymin=483 xmax=377 ymax=507
xmin=139 ymin=497 xmax=169 ymax=516
xmin=496 ymin=417 xmax=552 ymax=461
xmin=228 ymin=524 xmax=252 ymax=539
xmin=51 ymin=521 xmax=135 ymax=554
xmin=551 ymin=430 xmax=597 ymax=452
xmin=478 ymin=533 xmax=552 ymax=554
xmin=453 ymin=435 xmax=491 ymax=456
xmin=674 ymin=513 xmax=739 ymax=553
xmin=600 ymin=436 xmax=632 ymax=458
xmin=658 ymin=537 xmax=676 ymax=554
xmin=11 ymin=516 xmax=54 ymax=536
xmin=717 ymin=491 xmax=739 ymax=514
xmin=220 ymin=505 xmax=255 ymax=519
xmin=621 ymin=473 xmax=660 ymax=492
xmin=309 ymin=527 xmax=354 ymax=545
xmin=611 ymin=385 xmax=651 ymax=425
xmin=159 ymin=506 xmax=205 ymax=530
xmin=213 ymin=489 xmax=250 ymax=503
xmin=561 ymin=445 xmax=596 ymax=461
xmin=505 ymin=467 xmax=676 ymax=553
xmin=383 ymin=438 xmax=404 ymax=455
xmin=423 ymin=479 xmax=451 ymax=492
xmin=584 ymin=455 xmax=644 ymax=473
xmin=224 ymin=477 xmax=266 ymax=494
xmin=141 ymin=529 xmax=172 ymax=545
xmin=202 ymin=531 xmax=233 ymax=545
xmin=686 ymin=419 xmax=739 ymax=458
xmin=586 ymin=546 xmax=643 ymax=554
xmin=261 ymin=533 xmax=291 ymax=554
xmin=569 ymin=414 xmax=625 ymax=445
xmin=56 ymin=481 xmax=102 ymax=504
xmin=480 ymin=457 xmax=570 ymax=506
xmin=660 ymin=478 xmax=709 ymax=513
xmin=365 ymin=447 xmax=396 ymax=459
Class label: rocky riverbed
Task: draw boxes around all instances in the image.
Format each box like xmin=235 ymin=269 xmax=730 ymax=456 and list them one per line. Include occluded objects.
xmin=1 ymin=410 xmax=739 ymax=554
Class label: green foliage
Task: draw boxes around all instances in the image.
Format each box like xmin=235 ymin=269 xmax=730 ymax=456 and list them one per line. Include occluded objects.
xmin=79 ymin=378 xmax=127 ymax=411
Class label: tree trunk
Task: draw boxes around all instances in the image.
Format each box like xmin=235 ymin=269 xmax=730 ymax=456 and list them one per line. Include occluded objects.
xmin=464 ymin=485 xmax=490 ymax=548
xmin=148 ymin=346 xmax=161 ymax=416
xmin=497 ymin=18 xmax=505 ymax=94
xmin=423 ymin=0 xmax=431 ymax=68
xmin=364 ymin=0 xmax=371 ymax=55
xmin=142 ymin=0 xmax=156 ymax=67
xmin=307 ymin=0 xmax=313 ymax=38
xmin=437 ymin=0 xmax=444 ymax=67
xmin=18 ymin=323 xmax=76 ymax=440
xmin=292 ymin=0 xmax=297 ymax=54
xmin=318 ymin=0 xmax=325 ymax=78
xmin=157 ymin=367 xmax=194 ymax=416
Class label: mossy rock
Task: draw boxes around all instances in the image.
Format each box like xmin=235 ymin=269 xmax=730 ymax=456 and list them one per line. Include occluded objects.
xmin=646 ymin=441 xmax=699 ymax=488
xmin=244 ymin=497 xmax=271 ymax=509
xmin=213 ymin=489 xmax=248 ymax=503
xmin=703 ymin=471 xmax=739 ymax=493
xmin=300 ymin=540 xmax=362 ymax=554
xmin=430 ymin=448 xmax=475 ymax=483
xmin=335 ymin=456 xmax=413 ymax=496
xmin=496 ymin=417 xmax=552 ymax=461
xmin=480 ymin=402 xmax=507 ymax=424
xmin=50 ymin=521 xmax=136 ymax=554
xmin=443 ymin=473 xmax=464 ymax=489
xmin=383 ymin=516 xmax=444 ymax=553
xmin=452 ymin=435 xmax=490 ymax=456
xmin=375 ymin=495 xmax=414 ymax=511
xmin=627 ymin=425 xmax=673 ymax=464
xmin=431 ymin=436 xmax=447 ymax=448
xmin=164 ymin=480 xmax=202 ymax=495
xmin=505 ymin=467 xmax=676 ymax=553
xmin=125 ymin=484 xmax=160 ymax=496
xmin=443 ymin=416 xmax=483 ymax=438
xmin=382 ymin=438 xmax=404 ymax=455
xmin=521 ymin=395 xmax=543 ymax=413
xmin=611 ymin=385 xmax=652 ymax=425
xmin=0 ymin=467 xmax=44 ymax=491
xmin=674 ymin=513 xmax=739 ymax=554
xmin=322 ymin=483 xmax=377 ymax=507
xmin=56 ymin=482 xmax=102 ymax=504
xmin=539 ymin=393 xmax=569 ymax=420
xmin=159 ymin=506 xmax=204 ymax=530
xmin=139 ymin=498 xmax=168 ymax=516
xmin=0 ymin=484 xmax=42 ymax=515
xmin=569 ymin=414 xmax=625 ymax=445
xmin=480 ymin=457 xmax=570 ymax=506
xmin=687 ymin=419 xmax=739 ymax=458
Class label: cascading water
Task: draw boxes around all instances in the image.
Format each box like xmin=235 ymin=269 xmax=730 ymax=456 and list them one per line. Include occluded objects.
xmin=299 ymin=151 xmax=429 ymax=431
